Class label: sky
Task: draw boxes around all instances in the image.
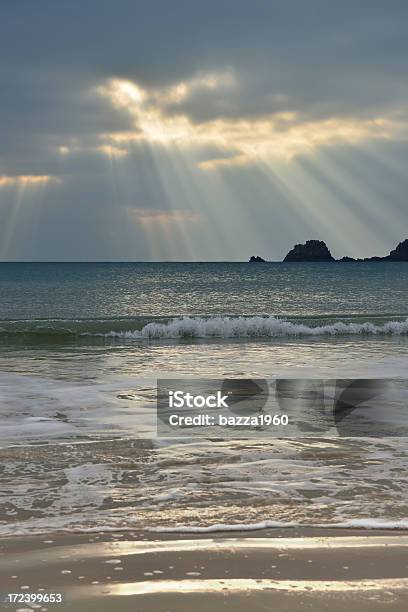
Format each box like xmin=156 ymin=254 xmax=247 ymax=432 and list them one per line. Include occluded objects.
xmin=1 ymin=0 xmax=408 ymax=261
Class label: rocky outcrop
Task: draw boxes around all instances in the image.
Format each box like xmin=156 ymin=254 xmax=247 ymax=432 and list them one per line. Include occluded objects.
xmin=387 ymin=239 xmax=408 ymax=261
xmin=338 ymin=239 xmax=408 ymax=262
xmin=283 ymin=240 xmax=335 ymax=262
xmin=249 ymin=255 xmax=266 ymax=262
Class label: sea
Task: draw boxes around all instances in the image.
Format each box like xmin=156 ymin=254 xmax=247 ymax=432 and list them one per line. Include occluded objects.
xmin=0 ymin=261 xmax=408 ymax=536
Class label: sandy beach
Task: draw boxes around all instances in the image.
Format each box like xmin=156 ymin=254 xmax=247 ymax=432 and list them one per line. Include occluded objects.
xmin=1 ymin=528 xmax=408 ymax=611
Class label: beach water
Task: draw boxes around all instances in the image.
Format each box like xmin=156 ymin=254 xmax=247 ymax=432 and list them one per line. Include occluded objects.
xmin=1 ymin=262 xmax=408 ymax=536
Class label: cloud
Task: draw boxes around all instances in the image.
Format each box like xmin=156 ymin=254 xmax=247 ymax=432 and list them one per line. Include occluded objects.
xmin=2 ymin=1 xmax=408 ymax=177
xmin=0 ymin=175 xmax=57 ymax=188
xmin=131 ymin=208 xmax=202 ymax=224
xmin=94 ymin=76 xmax=407 ymax=166
xmin=1 ymin=1 xmax=408 ymax=259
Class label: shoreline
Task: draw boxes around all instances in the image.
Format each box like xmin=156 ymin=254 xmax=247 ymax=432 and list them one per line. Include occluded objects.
xmin=2 ymin=524 xmax=408 ymax=541
xmin=1 ymin=528 xmax=408 ymax=611
xmin=2 ymin=522 xmax=408 ymax=542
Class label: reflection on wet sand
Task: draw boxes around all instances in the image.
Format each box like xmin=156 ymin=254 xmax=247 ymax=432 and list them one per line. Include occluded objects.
xmin=82 ymin=576 xmax=408 ymax=596
xmin=1 ymin=531 xmax=408 ymax=611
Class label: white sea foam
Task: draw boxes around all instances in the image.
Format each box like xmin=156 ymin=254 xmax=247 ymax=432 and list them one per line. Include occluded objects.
xmin=150 ymin=519 xmax=408 ymax=534
xmin=331 ymin=519 xmax=408 ymax=529
xmin=150 ymin=521 xmax=299 ymax=533
xmin=3 ymin=519 xmax=408 ymax=537
xmin=100 ymin=316 xmax=408 ymax=339
xmin=2 ymin=361 xmax=408 ymax=537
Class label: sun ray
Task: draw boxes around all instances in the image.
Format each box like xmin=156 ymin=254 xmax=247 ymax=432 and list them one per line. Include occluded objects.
xmin=0 ymin=176 xmax=58 ymax=259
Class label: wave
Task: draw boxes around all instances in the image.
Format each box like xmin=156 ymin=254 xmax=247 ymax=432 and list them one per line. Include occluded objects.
xmin=127 ymin=316 xmax=408 ymax=339
xmin=3 ymin=519 xmax=408 ymax=537
xmin=1 ymin=315 xmax=408 ymax=341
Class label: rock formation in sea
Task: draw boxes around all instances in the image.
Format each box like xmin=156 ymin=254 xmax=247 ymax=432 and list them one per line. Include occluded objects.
xmin=283 ymin=240 xmax=335 ymax=262
xmin=339 ymin=238 xmax=408 ymax=262
xmin=387 ymin=238 xmax=408 ymax=261
xmin=248 ymin=238 xmax=408 ymax=263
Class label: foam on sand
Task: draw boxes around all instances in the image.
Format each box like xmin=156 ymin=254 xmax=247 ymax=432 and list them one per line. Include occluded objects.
xmin=150 ymin=519 xmax=408 ymax=534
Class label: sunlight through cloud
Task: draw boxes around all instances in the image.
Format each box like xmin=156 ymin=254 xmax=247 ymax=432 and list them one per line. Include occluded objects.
xmin=93 ymin=76 xmax=406 ymax=169
xmin=0 ymin=175 xmax=56 ymax=188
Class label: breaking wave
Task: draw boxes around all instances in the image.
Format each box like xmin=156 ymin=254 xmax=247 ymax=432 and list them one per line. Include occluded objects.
xmin=127 ymin=316 xmax=408 ymax=339
xmin=2 ymin=315 xmax=408 ymax=341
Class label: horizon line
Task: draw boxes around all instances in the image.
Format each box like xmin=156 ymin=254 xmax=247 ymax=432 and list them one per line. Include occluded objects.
xmin=0 ymin=260 xmax=407 ymax=264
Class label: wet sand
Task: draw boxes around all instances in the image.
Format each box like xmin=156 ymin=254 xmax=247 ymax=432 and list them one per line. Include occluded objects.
xmin=1 ymin=528 xmax=408 ymax=611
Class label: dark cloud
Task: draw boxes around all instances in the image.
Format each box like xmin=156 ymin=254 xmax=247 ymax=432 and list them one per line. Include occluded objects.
xmin=2 ymin=1 xmax=408 ymax=129
xmin=1 ymin=1 xmax=408 ymax=259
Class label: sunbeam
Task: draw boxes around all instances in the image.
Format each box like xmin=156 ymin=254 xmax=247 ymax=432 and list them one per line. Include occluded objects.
xmin=0 ymin=176 xmax=54 ymax=259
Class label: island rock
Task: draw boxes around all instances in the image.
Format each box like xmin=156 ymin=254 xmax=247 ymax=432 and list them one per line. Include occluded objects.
xmin=283 ymin=240 xmax=335 ymax=262
xmin=387 ymin=239 xmax=408 ymax=261
xmin=249 ymin=255 xmax=266 ymax=262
